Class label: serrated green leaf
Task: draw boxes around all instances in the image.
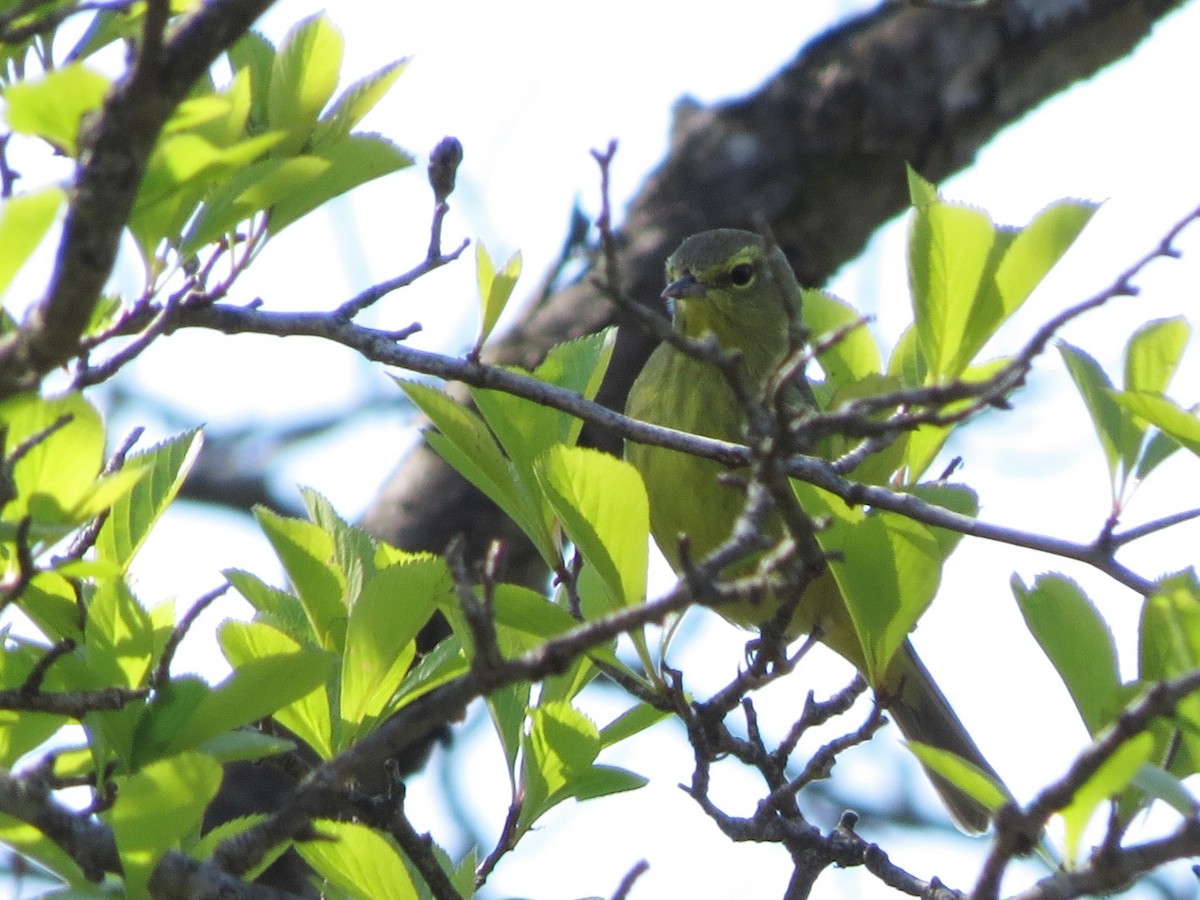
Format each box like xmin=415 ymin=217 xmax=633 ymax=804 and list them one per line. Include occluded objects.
xmin=475 ymin=243 xmax=522 ymax=350
xmin=268 ymin=133 xmax=412 ymax=234
xmin=219 ymin=620 xmax=333 ymax=760
xmin=107 ymin=752 xmax=222 ymax=899
xmin=298 ymin=820 xmax=419 ymax=900
xmin=224 ymin=568 xmax=313 ymax=645
xmin=1139 ymin=572 xmax=1200 ymax=776
xmin=254 ymin=506 xmax=346 ymax=650
xmin=168 ymin=651 xmax=333 ymax=757
xmin=1125 ymin=317 xmax=1189 ymax=396
xmin=315 ymin=58 xmax=408 ymax=148
xmin=0 ymin=814 xmax=90 ymax=888
xmin=522 ymin=700 xmax=600 ymax=829
xmin=340 ymin=558 xmax=449 ymax=740
xmin=398 ymin=380 xmax=557 ymax=566
xmin=1061 ymin=732 xmax=1153 ymax=866
xmin=267 ymin=13 xmax=344 ymax=155
xmin=802 ymin=288 xmax=881 ymax=385
xmin=227 ymin=30 xmax=275 ymax=131
xmin=303 ymin=489 xmax=373 ymax=613
xmin=4 ymin=64 xmax=110 ymax=156
xmin=95 ymin=430 xmax=202 ymax=571
xmin=85 ymin=580 xmax=154 ymax=690
xmin=908 ymin=196 xmax=996 ymax=382
xmin=1113 ymin=391 xmax=1200 ymax=456
xmin=1013 ymin=574 xmax=1121 ymax=735
xmin=535 ymin=446 xmax=648 ymax=612
xmin=984 ymin=199 xmax=1096 ymax=343
xmin=0 ymin=392 xmax=104 ymax=536
xmin=0 ymin=187 xmax=63 ymax=300
xmin=1060 ymin=342 xmax=1142 ymax=485
xmin=832 ymin=512 xmax=942 ymax=684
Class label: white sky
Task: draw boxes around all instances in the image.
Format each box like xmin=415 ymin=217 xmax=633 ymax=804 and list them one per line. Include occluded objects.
xmin=9 ymin=1 xmax=1200 ymax=898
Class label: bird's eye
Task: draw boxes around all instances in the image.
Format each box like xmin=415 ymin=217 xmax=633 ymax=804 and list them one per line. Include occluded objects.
xmin=729 ymin=263 xmax=755 ymax=287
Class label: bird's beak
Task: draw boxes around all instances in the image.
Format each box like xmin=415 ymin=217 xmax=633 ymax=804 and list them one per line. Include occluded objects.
xmin=662 ymin=273 xmax=706 ymax=301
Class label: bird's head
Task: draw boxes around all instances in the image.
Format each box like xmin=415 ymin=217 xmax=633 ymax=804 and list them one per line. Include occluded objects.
xmin=661 ymin=229 xmax=800 ymax=350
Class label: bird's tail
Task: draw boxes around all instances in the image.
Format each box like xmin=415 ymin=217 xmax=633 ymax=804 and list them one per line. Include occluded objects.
xmin=885 ymin=639 xmax=1001 ymax=833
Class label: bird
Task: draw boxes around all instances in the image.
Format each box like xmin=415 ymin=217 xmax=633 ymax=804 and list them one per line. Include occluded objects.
xmin=624 ymin=228 xmax=997 ymax=832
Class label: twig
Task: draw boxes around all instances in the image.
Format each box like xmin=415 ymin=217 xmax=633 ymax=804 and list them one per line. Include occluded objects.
xmin=610 ymin=860 xmax=649 ymax=900
xmin=151 ymin=583 xmax=231 ymax=688
xmin=974 ymin=670 xmax=1200 ymax=899
xmin=1109 ymin=507 xmax=1200 ymax=548
xmin=474 ymin=799 xmax=522 ymax=888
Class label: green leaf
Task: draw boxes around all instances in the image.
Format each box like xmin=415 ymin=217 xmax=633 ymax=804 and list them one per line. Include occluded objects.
xmin=314 ymin=58 xmax=409 ymax=147
xmin=1013 ymin=574 xmax=1121 ymax=735
xmin=267 ymin=133 xmax=413 ymax=234
xmin=1131 ymin=763 xmax=1196 ymax=818
xmin=224 ymin=568 xmax=313 ymax=646
xmin=1060 ymin=732 xmax=1153 ymax=866
xmin=0 ymin=814 xmax=89 ymax=888
xmin=167 ymin=651 xmax=334 ymax=757
xmin=298 ymin=820 xmax=420 ymax=900
xmin=130 ymin=677 xmax=209 ymax=770
xmin=522 ymin=700 xmax=600 ymax=828
xmin=227 ymin=30 xmax=275 ymax=131
xmin=476 ymin=329 xmax=615 ymax=455
xmin=802 ymin=288 xmax=881 ymax=385
xmin=982 ymin=200 xmax=1096 ymax=351
xmin=887 ymin=323 xmax=927 ymax=387
xmin=0 ymin=392 xmax=145 ymax=545
xmin=475 ymin=243 xmax=522 ymax=350
xmin=835 ymin=513 xmax=942 ymax=683
xmin=267 ymin=13 xmax=344 ymax=155
xmin=1113 ymin=391 xmax=1200 ymax=457
xmin=219 ymin=620 xmax=333 ymax=759
xmin=108 ymin=752 xmax=222 ymax=898
xmin=254 ymin=507 xmax=346 ymax=650
xmin=566 ymin=764 xmax=648 ymax=801
xmin=4 ymin=64 xmax=110 ymax=156
xmin=908 ymin=192 xmax=997 ymax=382
xmin=300 ymin=825 xmax=422 ymax=900
xmin=1139 ymin=572 xmax=1200 ymax=776
xmin=1124 ymin=316 xmax=1189 ymax=395
xmin=598 ymin=702 xmax=670 ymax=748
xmin=905 ymin=483 xmax=978 ymax=558
xmin=907 ymin=741 xmax=1010 ymax=817
xmin=0 ymin=187 xmax=64 ymax=300
xmin=85 ymin=580 xmax=154 ymax=689
xmin=340 ymin=557 xmax=449 ymax=740
xmin=95 ymin=430 xmax=202 ymax=571
xmin=0 ymin=644 xmax=67 ymax=767
xmin=19 ymin=571 xmax=83 ymax=643
xmin=399 ymin=380 xmax=557 ymax=565
xmin=1060 ymin=342 xmax=1142 ymax=485
xmin=535 ymin=446 xmax=648 ymax=612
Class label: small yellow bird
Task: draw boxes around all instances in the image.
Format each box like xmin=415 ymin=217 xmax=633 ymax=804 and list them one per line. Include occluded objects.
xmin=624 ymin=229 xmax=996 ymax=832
